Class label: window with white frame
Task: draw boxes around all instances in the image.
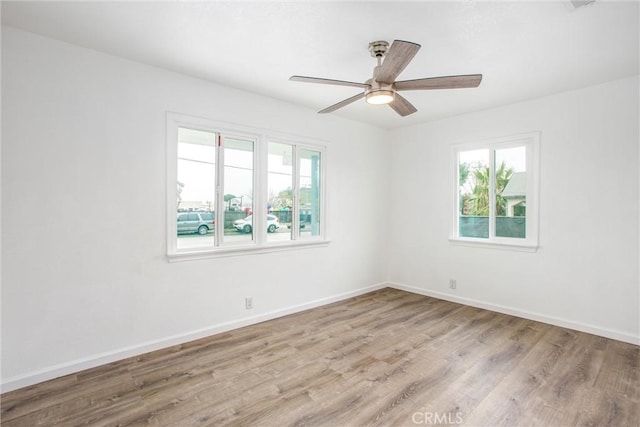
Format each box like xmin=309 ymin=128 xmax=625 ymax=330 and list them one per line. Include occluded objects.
xmin=266 ymin=142 xmax=323 ymax=242
xmin=452 ymin=132 xmax=540 ymax=250
xmin=167 ymin=113 xmax=327 ymax=260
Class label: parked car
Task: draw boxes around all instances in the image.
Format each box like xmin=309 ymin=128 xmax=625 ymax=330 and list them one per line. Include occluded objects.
xmin=234 ymin=214 xmax=279 ymax=233
xmin=177 ymin=212 xmax=215 ymax=235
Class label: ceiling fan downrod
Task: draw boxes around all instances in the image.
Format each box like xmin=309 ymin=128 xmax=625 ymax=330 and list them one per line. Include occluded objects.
xmin=367 ymin=40 xmax=394 ymax=104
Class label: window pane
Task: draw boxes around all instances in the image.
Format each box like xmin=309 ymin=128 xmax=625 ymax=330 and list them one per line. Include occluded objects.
xmin=177 ymin=128 xmax=216 ymax=250
xmin=458 ymin=149 xmax=489 ymax=238
xmin=495 ymin=146 xmax=526 ymax=238
xmin=267 ymin=142 xmax=293 ymax=242
xmin=224 ymin=138 xmax=254 ymax=243
xmin=300 ymin=149 xmax=321 ymax=237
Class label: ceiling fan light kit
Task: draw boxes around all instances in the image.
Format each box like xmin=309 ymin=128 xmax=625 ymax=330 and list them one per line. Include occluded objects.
xmin=365 ymin=89 xmax=394 ymax=105
xmin=290 ymin=39 xmax=482 ymax=117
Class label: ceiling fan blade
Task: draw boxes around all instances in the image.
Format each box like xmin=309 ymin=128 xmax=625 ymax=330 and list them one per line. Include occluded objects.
xmin=394 ymin=74 xmax=483 ymax=91
xmin=389 ymin=93 xmax=418 ymax=117
xmin=290 ymin=75 xmax=369 ymax=89
xmin=318 ymin=92 xmax=365 ymax=114
xmin=376 ymin=40 xmax=421 ymax=84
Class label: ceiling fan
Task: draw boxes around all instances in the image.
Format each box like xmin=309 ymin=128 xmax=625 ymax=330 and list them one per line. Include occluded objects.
xmin=290 ymin=40 xmax=482 ymax=117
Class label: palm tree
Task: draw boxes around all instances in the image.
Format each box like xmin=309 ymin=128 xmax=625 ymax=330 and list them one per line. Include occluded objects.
xmin=459 ymin=163 xmax=471 ymax=215
xmin=494 ymin=161 xmax=514 ymax=216
xmin=468 ymin=167 xmax=490 ymax=216
xmin=467 ymin=161 xmax=513 ymax=216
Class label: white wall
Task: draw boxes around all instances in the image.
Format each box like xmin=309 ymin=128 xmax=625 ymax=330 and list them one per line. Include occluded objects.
xmin=388 ymin=75 xmax=639 ymax=343
xmin=1 ymin=27 xmax=391 ymax=390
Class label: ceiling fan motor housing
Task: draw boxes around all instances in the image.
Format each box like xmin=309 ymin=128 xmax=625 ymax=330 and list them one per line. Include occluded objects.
xmin=364 ymin=77 xmax=395 ymax=104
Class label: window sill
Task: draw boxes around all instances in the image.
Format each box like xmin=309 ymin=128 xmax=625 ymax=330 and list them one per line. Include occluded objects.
xmin=168 ymin=239 xmax=331 ymax=262
xmin=449 ymin=237 xmax=538 ymax=253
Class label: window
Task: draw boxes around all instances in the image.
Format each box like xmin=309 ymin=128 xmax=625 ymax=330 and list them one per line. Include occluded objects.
xmin=222 ymin=137 xmax=254 ymax=245
xmin=167 ymin=113 xmax=327 ymax=260
xmin=299 ymin=148 xmax=322 ymax=238
xmin=267 ymin=142 xmax=294 ymax=242
xmin=265 ymin=142 xmax=323 ymax=242
xmin=452 ymin=132 xmax=539 ymax=250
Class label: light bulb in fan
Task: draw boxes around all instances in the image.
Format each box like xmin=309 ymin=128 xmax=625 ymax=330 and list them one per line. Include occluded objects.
xmin=365 ymin=89 xmax=394 ymax=105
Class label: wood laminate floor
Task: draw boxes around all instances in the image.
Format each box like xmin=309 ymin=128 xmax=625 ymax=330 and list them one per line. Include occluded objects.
xmin=1 ymin=288 xmax=638 ymax=426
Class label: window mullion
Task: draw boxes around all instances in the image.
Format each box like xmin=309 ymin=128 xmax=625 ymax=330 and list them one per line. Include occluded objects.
xmin=488 ymin=148 xmax=496 ymax=239
xmin=292 ymin=145 xmax=300 ymax=240
xmin=215 ymin=133 xmax=225 ymax=246
xmin=254 ymin=136 xmax=265 ymax=245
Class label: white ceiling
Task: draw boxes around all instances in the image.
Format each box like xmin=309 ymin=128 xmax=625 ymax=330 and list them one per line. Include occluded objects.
xmin=2 ymin=1 xmax=638 ymax=129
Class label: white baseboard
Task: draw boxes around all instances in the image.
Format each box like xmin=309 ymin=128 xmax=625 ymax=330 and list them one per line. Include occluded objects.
xmin=387 ymin=281 xmax=640 ymax=346
xmin=1 ymin=282 xmax=387 ymax=393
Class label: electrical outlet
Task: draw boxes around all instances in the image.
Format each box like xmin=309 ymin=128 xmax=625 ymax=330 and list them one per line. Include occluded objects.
xmin=449 ymin=279 xmax=457 ymax=290
xmin=245 ymin=297 xmax=253 ymax=310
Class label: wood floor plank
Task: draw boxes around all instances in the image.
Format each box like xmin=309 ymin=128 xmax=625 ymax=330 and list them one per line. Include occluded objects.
xmin=2 ymin=288 xmax=638 ymax=427
xmin=594 ymin=339 xmax=640 ymax=400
